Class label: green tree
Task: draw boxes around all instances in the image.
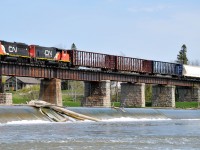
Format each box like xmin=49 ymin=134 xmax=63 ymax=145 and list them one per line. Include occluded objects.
xmin=71 ymin=43 xmax=77 ymax=50
xmin=145 ymin=84 xmax=152 ymax=101
xmin=177 ymin=44 xmax=188 ymax=64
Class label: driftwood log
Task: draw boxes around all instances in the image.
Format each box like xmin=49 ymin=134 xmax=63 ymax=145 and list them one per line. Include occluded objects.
xmin=28 ymin=100 xmax=100 ymax=122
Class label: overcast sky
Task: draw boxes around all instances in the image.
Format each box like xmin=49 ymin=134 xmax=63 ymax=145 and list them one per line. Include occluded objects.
xmin=1 ymin=0 xmax=200 ymax=62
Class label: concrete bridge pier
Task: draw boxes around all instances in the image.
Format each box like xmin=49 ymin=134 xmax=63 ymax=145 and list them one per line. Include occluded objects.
xmin=176 ymin=86 xmax=200 ymax=102
xmin=39 ymin=78 xmax=62 ymax=106
xmin=152 ymin=85 xmax=175 ymax=107
xmin=82 ymin=80 xmax=111 ymax=107
xmin=120 ymin=83 xmax=145 ymax=107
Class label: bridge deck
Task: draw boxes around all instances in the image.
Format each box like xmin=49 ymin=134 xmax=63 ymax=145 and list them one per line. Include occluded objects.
xmin=0 ymin=62 xmax=199 ymax=86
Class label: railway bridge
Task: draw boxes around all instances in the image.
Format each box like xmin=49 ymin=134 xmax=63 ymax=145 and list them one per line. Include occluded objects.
xmin=0 ymin=61 xmax=200 ymax=107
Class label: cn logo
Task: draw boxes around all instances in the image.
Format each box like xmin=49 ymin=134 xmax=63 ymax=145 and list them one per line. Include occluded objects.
xmin=44 ymin=50 xmax=53 ymax=57
xmin=8 ymin=46 xmax=17 ymax=53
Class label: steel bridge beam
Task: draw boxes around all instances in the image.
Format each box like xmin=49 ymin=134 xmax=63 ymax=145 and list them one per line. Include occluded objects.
xmin=0 ymin=62 xmax=200 ymax=87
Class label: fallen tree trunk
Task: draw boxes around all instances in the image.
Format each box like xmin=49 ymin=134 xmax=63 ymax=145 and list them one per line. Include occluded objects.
xmin=28 ymin=100 xmax=100 ymax=122
xmin=50 ymin=106 xmax=100 ymax=122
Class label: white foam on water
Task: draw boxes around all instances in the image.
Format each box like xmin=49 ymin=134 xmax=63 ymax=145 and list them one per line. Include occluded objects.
xmin=101 ymin=117 xmax=171 ymax=122
xmin=180 ymin=119 xmax=200 ymax=120
xmin=3 ymin=120 xmax=50 ymax=125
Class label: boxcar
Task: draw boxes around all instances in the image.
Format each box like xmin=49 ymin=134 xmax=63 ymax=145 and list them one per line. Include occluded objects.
xmin=0 ymin=40 xmax=29 ymax=57
xmin=67 ymin=50 xmax=116 ymax=70
xmin=153 ymin=61 xmax=182 ymax=76
xmin=116 ymin=56 xmax=152 ymax=73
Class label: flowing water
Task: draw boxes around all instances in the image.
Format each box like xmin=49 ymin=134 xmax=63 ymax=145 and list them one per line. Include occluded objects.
xmin=0 ymin=106 xmax=200 ymax=150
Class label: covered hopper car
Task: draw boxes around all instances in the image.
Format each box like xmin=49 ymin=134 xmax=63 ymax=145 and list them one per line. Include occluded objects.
xmin=182 ymin=65 xmax=200 ymax=78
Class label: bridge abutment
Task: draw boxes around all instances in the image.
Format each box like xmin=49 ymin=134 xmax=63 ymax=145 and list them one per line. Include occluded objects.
xmin=0 ymin=93 xmax=12 ymax=105
xmin=176 ymin=86 xmax=200 ymax=102
xmin=120 ymin=83 xmax=145 ymax=107
xmin=152 ymin=85 xmax=175 ymax=107
xmin=39 ymin=78 xmax=62 ymax=106
xmin=82 ymin=80 xmax=111 ymax=107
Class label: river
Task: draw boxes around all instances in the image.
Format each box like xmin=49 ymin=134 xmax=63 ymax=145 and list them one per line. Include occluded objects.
xmin=0 ymin=107 xmax=200 ymax=150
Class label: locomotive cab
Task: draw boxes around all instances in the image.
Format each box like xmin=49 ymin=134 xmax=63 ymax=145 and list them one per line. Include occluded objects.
xmin=54 ymin=49 xmax=70 ymax=67
xmin=54 ymin=49 xmax=70 ymax=62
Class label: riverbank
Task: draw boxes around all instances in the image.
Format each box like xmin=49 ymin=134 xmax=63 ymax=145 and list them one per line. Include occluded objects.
xmin=9 ymin=89 xmax=200 ymax=109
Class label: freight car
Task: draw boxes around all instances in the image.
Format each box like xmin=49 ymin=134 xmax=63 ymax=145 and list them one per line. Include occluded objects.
xmin=116 ymin=56 xmax=152 ymax=73
xmin=153 ymin=61 xmax=182 ymax=76
xmin=67 ymin=50 xmax=116 ymax=70
xmin=182 ymin=64 xmax=200 ymax=78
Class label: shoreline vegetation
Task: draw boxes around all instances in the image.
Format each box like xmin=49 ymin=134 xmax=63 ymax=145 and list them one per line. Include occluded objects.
xmin=9 ymin=86 xmax=200 ymax=109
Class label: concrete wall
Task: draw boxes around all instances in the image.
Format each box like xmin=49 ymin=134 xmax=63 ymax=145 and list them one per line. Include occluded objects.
xmin=120 ymin=83 xmax=145 ymax=107
xmin=39 ymin=78 xmax=62 ymax=106
xmin=176 ymin=86 xmax=200 ymax=102
xmin=83 ymin=80 xmax=111 ymax=107
xmin=152 ymin=85 xmax=175 ymax=107
xmin=0 ymin=93 xmax=12 ymax=105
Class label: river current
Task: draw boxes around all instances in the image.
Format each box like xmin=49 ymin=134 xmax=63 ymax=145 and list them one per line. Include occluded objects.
xmin=1 ymin=118 xmax=200 ymax=150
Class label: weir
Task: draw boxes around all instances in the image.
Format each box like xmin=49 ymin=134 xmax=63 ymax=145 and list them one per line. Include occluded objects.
xmin=1 ymin=104 xmax=200 ymax=124
xmin=0 ymin=105 xmax=50 ymax=123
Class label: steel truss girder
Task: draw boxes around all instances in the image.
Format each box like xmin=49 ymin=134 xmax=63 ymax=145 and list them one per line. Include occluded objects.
xmin=0 ymin=62 xmax=199 ymax=87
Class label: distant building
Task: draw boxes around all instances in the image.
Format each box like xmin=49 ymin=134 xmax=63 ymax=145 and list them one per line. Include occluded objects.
xmin=5 ymin=76 xmax=40 ymax=91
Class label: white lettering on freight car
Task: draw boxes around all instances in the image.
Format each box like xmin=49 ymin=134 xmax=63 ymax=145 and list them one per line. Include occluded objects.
xmin=8 ymin=46 xmax=17 ymax=53
xmin=44 ymin=50 xmax=52 ymax=57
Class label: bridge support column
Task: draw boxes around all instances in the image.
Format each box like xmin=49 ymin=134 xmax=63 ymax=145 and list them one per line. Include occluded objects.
xmin=39 ymin=78 xmax=62 ymax=106
xmin=82 ymin=80 xmax=111 ymax=107
xmin=176 ymin=86 xmax=200 ymax=102
xmin=120 ymin=83 xmax=145 ymax=107
xmin=152 ymin=85 xmax=175 ymax=107
xmin=0 ymin=93 xmax=12 ymax=105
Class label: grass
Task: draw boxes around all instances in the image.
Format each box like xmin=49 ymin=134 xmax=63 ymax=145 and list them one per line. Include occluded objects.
xmin=112 ymin=102 xmax=120 ymax=107
xmin=175 ymin=102 xmax=199 ymax=109
xmin=62 ymin=94 xmax=82 ymax=107
xmin=63 ymin=100 xmax=81 ymax=107
xmin=11 ymin=91 xmax=30 ymax=104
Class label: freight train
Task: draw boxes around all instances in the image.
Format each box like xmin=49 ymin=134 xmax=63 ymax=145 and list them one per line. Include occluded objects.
xmin=0 ymin=40 xmax=199 ymax=79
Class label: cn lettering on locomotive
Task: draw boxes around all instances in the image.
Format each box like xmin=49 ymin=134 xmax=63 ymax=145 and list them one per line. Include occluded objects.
xmin=8 ymin=46 xmax=17 ymax=53
xmin=44 ymin=50 xmax=53 ymax=58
